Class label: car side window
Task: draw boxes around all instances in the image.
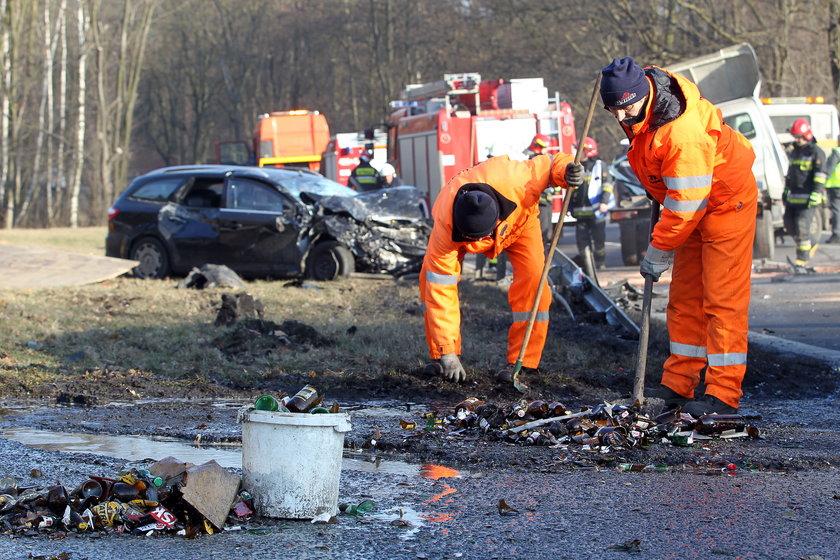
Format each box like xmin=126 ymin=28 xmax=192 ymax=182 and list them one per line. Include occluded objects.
xmin=225 ymin=178 xmax=287 ymax=212
xmin=726 ymin=112 xmax=756 ymax=140
xmin=130 ymin=178 xmax=186 ymax=202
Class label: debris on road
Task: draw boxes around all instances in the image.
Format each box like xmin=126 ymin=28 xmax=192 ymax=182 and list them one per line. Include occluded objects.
xmin=179 ymin=264 xmax=246 ymax=290
xmin=395 ymin=398 xmax=759 ymax=454
xmin=214 ymin=292 xmax=265 ymax=326
xmin=0 ymin=457 xmax=253 ymax=538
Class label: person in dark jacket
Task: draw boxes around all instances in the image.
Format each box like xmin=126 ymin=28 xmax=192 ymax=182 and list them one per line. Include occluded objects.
xmin=569 ymin=136 xmax=613 ymax=269
xmin=349 ymin=152 xmax=383 ymax=191
xmin=783 ymin=118 xmax=827 ymax=264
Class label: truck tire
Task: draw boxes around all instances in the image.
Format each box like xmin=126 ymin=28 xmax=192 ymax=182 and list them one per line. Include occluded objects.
xmin=753 ymin=210 xmax=775 ymax=260
xmin=619 ymin=220 xmax=648 ymax=266
xmin=306 ymin=241 xmax=355 ymax=281
xmin=130 ymin=237 xmax=170 ymax=279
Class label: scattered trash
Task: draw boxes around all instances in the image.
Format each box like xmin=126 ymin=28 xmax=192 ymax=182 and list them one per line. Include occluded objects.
xmin=249 ymin=384 xmax=341 ymax=414
xmin=607 ymin=538 xmax=642 ymax=552
xmin=497 ymin=499 xmax=519 ymax=516
xmin=0 ymin=457 xmax=254 ymax=538
xmin=310 ymin=511 xmax=339 ymax=524
xmin=394 ymin=398 xmax=760 ymax=455
xmin=338 ymin=499 xmax=375 ymax=516
xmin=179 ymin=264 xmax=246 ymax=290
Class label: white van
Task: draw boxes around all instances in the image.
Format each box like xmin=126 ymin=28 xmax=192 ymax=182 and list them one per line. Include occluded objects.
xmin=761 ymin=98 xmax=840 ymax=150
xmin=668 ymin=43 xmax=791 ymax=260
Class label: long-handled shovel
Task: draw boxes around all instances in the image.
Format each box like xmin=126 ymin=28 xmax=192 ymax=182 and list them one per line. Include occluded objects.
xmin=631 ymin=202 xmax=661 ymax=405
xmin=512 ymin=72 xmax=602 ymax=393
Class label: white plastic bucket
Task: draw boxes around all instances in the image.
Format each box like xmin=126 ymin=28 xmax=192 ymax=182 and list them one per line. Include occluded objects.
xmin=241 ymin=410 xmax=352 ymax=519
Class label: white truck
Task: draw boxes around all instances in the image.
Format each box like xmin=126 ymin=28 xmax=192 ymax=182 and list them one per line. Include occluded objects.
xmin=761 ymin=97 xmax=840 ymax=151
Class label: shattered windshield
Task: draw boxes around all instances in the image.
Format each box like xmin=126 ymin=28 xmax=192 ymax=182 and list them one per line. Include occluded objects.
xmin=264 ymin=171 xmax=357 ymax=201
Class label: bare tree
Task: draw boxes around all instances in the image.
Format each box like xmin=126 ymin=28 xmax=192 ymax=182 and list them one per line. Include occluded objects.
xmin=88 ymin=0 xmax=156 ymax=220
xmin=70 ymin=0 xmax=88 ymax=228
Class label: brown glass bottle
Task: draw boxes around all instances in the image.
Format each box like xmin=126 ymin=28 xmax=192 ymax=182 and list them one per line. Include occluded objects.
xmin=526 ymin=400 xmax=549 ymax=419
xmin=455 ymin=397 xmax=484 ymax=415
xmin=695 ymin=414 xmax=747 ymax=435
xmin=285 ymin=385 xmax=319 ymax=413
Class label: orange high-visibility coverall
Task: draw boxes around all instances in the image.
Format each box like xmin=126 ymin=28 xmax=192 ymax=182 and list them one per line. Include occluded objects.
xmin=622 ymin=66 xmax=758 ymax=409
xmin=420 ymin=154 xmax=573 ymax=368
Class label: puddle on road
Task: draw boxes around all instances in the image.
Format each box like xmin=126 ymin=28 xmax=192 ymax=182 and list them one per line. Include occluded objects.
xmin=0 ymin=427 xmax=425 ymax=476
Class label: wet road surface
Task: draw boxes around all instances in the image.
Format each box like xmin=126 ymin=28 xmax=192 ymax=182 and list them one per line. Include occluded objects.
xmin=1 ymin=396 xmax=839 ymax=559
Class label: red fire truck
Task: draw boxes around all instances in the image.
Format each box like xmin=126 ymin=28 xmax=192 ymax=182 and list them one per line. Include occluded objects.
xmin=386 ymin=73 xmax=576 ymax=212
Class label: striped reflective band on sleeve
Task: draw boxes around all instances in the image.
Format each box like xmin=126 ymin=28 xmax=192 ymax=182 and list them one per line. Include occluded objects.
xmin=707 ymin=352 xmax=747 ymax=366
xmin=670 ymin=341 xmax=706 ymax=358
xmin=426 ymin=270 xmax=459 ymax=285
xmin=512 ymin=310 xmax=550 ymax=323
xmin=664 ymin=196 xmax=708 ymax=213
xmin=663 ymin=175 xmax=712 ymax=190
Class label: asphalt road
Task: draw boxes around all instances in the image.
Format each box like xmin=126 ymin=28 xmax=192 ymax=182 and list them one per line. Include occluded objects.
xmin=557 ymin=222 xmax=840 ymax=355
xmin=0 ymin=429 xmax=837 ymax=560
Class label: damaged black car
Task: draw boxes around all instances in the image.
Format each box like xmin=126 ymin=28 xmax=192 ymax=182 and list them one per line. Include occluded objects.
xmin=105 ymin=165 xmax=431 ymax=280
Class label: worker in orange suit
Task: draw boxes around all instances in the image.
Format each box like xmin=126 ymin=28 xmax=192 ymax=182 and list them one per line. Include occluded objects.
xmin=420 ymin=154 xmax=583 ymax=383
xmin=600 ymin=57 xmax=758 ymax=415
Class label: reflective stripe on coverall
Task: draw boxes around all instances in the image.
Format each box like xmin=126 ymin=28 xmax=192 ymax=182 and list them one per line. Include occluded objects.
xmin=419 ymin=154 xmax=573 ymax=368
xmin=622 ymin=66 xmax=757 ymax=409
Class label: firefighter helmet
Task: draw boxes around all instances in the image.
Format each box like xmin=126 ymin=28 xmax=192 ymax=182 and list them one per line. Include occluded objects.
xmin=529 ymin=134 xmax=549 ymax=152
xmin=789 ymin=118 xmax=814 ymax=141
xmin=573 ymin=137 xmax=599 ymax=158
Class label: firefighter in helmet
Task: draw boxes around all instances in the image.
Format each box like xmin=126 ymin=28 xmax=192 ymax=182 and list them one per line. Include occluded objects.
xmin=420 ymin=154 xmax=584 ymax=384
xmin=568 ymin=137 xmax=613 ymax=269
xmin=784 ymin=118 xmax=827 ymax=264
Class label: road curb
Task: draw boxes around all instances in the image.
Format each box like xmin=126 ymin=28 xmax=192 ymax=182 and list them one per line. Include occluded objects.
xmin=748 ymin=330 xmax=840 ymax=372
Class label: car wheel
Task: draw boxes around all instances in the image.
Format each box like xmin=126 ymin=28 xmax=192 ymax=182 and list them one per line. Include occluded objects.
xmin=130 ymin=237 xmax=170 ymax=279
xmin=306 ymin=241 xmax=355 ymax=281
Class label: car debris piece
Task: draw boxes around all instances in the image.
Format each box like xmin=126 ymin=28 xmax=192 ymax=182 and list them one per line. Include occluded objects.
xmin=548 ymin=250 xmax=641 ymax=339
xmin=214 ymin=292 xmax=265 ymax=326
xmin=180 ymin=460 xmax=241 ymax=531
xmin=180 ymin=264 xmax=246 ymax=290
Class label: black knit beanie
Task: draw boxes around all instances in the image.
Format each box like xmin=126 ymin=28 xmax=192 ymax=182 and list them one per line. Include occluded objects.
xmin=600 ymin=57 xmax=649 ymax=107
xmin=453 ymin=188 xmax=499 ymax=240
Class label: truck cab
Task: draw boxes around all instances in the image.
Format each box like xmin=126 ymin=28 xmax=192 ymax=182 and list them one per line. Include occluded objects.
xmin=216 ymin=110 xmax=331 ymax=173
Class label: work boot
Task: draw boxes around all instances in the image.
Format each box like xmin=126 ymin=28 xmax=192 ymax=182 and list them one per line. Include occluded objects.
xmin=646 ymin=385 xmax=691 ymax=409
xmin=683 ymin=394 xmax=738 ymax=417
xmin=827 ymin=234 xmax=840 ymax=244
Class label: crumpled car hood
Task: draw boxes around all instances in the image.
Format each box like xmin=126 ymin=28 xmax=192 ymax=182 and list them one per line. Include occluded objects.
xmin=313 ymin=186 xmax=431 ymax=276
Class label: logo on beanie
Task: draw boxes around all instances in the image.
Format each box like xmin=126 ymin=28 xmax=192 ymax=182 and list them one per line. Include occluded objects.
xmin=618 ymin=91 xmax=637 ymax=105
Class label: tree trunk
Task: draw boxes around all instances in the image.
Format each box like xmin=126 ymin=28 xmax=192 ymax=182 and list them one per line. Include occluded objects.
xmin=70 ymin=0 xmax=88 ymax=229
xmin=0 ymin=0 xmax=10 ymax=229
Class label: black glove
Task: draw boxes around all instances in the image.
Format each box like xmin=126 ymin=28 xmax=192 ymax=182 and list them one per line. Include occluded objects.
xmin=565 ymin=163 xmax=585 ymax=188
